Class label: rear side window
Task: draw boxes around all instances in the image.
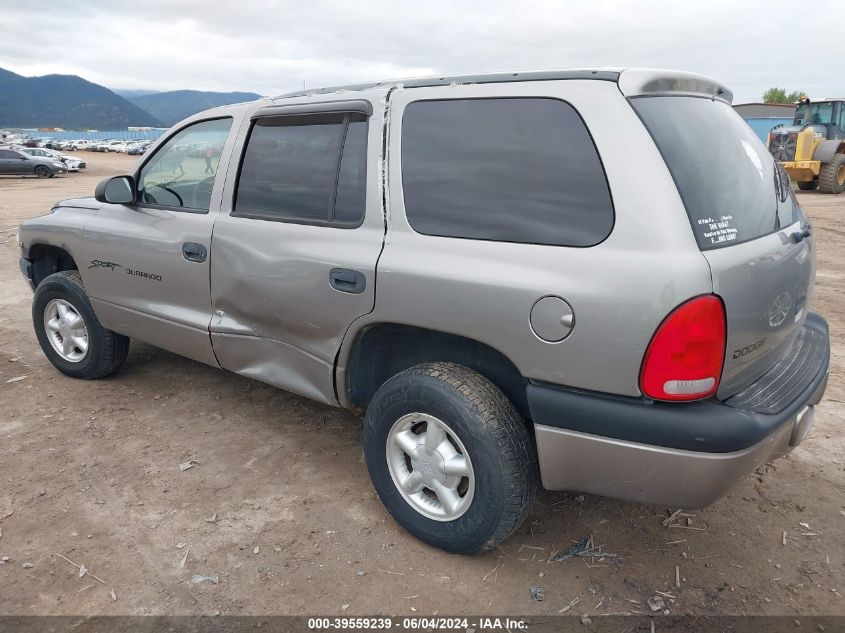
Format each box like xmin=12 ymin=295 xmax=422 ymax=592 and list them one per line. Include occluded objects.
xmin=234 ymin=113 xmax=368 ymax=226
xmin=401 ymin=98 xmax=614 ymax=247
xmin=632 ymin=96 xmax=801 ymax=250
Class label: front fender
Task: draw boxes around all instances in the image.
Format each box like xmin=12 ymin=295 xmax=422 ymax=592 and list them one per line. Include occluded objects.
xmin=813 ymin=139 xmax=845 ymax=164
xmin=18 ymin=201 xmax=101 ymax=274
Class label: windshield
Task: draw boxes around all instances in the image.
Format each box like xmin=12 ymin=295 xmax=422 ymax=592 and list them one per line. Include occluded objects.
xmin=794 ymin=102 xmax=834 ymax=126
xmin=632 ymin=96 xmax=802 ymax=250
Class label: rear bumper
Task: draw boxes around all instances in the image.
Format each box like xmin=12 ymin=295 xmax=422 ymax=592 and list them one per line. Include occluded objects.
xmin=530 ymin=313 xmax=829 ymax=508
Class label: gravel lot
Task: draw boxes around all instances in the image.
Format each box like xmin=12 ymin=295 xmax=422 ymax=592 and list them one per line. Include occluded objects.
xmin=0 ymin=152 xmax=843 ymax=617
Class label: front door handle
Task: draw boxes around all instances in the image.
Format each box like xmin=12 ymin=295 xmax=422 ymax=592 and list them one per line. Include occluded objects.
xmin=182 ymin=242 xmax=207 ymax=263
xmin=329 ymin=268 xmax=366 ymax=294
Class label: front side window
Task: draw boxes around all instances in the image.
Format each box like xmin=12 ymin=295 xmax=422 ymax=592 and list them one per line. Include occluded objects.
xmin=233 ymin=112 xmax=368 ymax=226
xmin=138 ymin=118 xmax=232 ymax=212
xmin=400 ymin=98 xmax=614 ymax=247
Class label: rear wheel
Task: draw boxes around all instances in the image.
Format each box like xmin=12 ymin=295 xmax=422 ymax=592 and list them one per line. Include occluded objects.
xmin=33 ymin=271 xmax=129 ymax=379
xmin=818 ymin=154 xmax=845 ymax=194
xmin=34 ymin=165 xmax=50 ymax=178
xmin=363 ymin=362 xmax=537 ymax=554
xmin=797 ymin=180 xmax=818 ymax=191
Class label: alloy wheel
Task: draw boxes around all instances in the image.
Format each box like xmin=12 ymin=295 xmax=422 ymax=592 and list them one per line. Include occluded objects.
xmin=43 ymin=299 xmax=89 ymax=362
xmin=385 ymin=412 xmax=475 ymax=521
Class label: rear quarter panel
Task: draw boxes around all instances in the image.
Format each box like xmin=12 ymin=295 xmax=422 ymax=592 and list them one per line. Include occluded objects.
xmin=341 ymin=79 xmax=713 ymax=399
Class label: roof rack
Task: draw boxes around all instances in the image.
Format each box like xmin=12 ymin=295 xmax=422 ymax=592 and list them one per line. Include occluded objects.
xmin=273 ymin=69 xmax=621 ymax=99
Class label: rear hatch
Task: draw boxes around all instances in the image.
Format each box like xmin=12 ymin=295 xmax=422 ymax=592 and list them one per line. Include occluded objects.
xmin=632 ymin=96 xmax=814 ymax=399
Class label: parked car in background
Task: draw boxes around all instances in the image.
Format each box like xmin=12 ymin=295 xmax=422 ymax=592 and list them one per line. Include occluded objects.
xmin=70 ymin=140 xmax=95 ymax=150
xmin=91 ymin=140 xmax=124 ymax=152
xmin=0 ymin=146 xmax=67 ymax=177
xmin=18 ymin=147 xmax=86 ymax=171
xmin=111 ymin=140 xmax=133 ymax=153
xmin=88 ymin=140 xmax=109 ymax=152
xmin=127 ymin=141 xmax=153 ymax=155
xmin=123 ymin=140 xmax=151 ymax=153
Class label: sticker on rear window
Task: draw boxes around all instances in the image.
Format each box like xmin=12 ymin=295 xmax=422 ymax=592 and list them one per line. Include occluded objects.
xmin=697 ymin=215 xmax=738 ymax=246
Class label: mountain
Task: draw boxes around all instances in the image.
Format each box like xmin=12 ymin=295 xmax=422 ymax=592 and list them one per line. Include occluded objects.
xmin=127 ymin=90 xmax=262 ymax=126
xmin=112 ymin=88 xmax=161 ymax=98
xmin=0 ymin=68 xmax=163 ymax=129
xmin=0 ymin=67 xmax=22 ymax=82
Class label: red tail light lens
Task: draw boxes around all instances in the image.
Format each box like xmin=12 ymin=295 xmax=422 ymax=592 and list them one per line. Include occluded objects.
xmin=640 ymin=295 xmax=726 ymax=401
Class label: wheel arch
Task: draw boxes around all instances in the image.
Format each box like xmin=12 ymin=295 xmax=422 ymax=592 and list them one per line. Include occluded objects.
xmin=814 ymin=139 xmax=845 ymax=164
xmin=27 ymin=243 xmax=79 ymax=287
xmin=342 ymin=322 xmax=530 ymax=418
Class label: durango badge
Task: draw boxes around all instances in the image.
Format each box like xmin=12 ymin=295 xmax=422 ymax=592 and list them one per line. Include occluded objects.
xmin=126 ymin=268 xmax=162 ymax=282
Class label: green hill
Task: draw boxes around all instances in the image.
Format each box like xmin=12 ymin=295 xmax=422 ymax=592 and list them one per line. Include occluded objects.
xmin=127 ymin=90 xmax=262 ymax=125
xmin=0 ymin=68 xmax=163 ymax=129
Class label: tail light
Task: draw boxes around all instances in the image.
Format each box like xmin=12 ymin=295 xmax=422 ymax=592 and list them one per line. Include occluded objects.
xmin=640 ymin=295 xmax=726 ymax=401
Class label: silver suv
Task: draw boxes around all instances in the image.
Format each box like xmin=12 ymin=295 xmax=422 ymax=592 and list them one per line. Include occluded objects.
xmin=18 ymin=69 xmax=830 ymax=553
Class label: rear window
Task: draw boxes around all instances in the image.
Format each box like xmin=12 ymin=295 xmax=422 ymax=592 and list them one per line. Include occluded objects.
xmin=401 ymin=98 xmax=614 ymax=247
xmin=632 ymin=96 xmax=801 ymax=250
xmin=234 ymin=113 xmax=367 ymax=226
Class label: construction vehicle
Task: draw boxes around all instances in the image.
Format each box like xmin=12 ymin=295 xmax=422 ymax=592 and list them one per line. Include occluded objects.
xmin=768 ymin=97 xmax=845 ymax=193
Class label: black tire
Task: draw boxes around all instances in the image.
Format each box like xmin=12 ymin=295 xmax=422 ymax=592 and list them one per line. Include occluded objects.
xmin=818 ymin=154 xmax=845 ymax=194
xmin=363 ymin=362 xmax=537 ymax=554
xmin=32 ymin=271 xmax=129 ymax=379
xmin=797 ymin=180 xmax=818 ymax=191
xmin=34 ymin=165 xmax=50 ymax=178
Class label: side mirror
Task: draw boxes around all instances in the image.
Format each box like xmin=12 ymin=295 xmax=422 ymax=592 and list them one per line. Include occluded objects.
xmin=95 ymin=175 xmax=136 ymax=204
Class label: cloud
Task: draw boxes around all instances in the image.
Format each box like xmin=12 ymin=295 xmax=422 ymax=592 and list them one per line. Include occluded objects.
xmin=0 ymin=0 xmax=841 ymax=101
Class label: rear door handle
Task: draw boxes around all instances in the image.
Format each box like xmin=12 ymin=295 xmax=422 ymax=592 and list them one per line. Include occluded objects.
xmin=182 ymin=242 xmax=207 ymax=263
xmin=329 ymin=268 xmax=366 ymax=294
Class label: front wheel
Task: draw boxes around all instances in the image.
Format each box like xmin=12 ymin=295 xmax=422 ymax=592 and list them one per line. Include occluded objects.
xmin=34 ymin=165 xmax=50 ymax=178
xmin=797 ymin=180 xmax=818 ymax=191
xmin=32 ymin=271 xmax=129 ymax=379
xmin=363 ymin=362 xmax=537 ymax=554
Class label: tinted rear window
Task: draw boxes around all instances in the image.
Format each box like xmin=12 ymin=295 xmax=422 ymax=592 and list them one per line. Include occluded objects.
xmin=234 ymin=113 xmax=367 ymax=226
xmin=401 ymin=98 xmax=614 ymax=247
xmin=632 ymin=96 xmax=801 ymax=250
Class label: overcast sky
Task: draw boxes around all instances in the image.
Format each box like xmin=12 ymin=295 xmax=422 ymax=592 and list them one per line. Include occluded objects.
xmin=1 ymin=0 xmax=842 ymax=103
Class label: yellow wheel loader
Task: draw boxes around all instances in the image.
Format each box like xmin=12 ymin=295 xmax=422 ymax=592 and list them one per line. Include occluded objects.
xmin=768 ymin=97 xmax=845 ymax=193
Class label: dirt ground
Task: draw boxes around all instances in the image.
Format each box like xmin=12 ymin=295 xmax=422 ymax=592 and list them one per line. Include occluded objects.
xmin=0 ymin=152 xmax=843 ymax=618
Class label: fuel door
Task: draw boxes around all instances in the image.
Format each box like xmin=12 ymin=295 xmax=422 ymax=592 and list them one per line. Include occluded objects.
xmin=530 ymin=296 xmax=575 ymax=343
